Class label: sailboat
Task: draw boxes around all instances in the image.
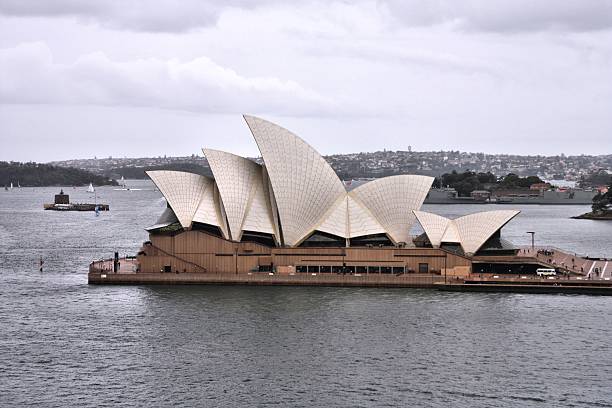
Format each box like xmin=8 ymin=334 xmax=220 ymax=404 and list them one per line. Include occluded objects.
xmin=10 ymin=182 xmax=13 ymax=190
xmin=17 ymin=181 xmax=21 ymax=188
xmin=87 ymin=182 xmax=95 ymax=193
xmin=114 ymin=175 xmax=142 ymax=191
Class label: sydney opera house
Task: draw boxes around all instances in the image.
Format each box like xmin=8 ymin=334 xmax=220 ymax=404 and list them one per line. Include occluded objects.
xmin=137 ymin=115 xmax=520 ymax=276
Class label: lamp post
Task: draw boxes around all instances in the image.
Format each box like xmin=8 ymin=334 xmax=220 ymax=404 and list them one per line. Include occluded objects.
xmin=526 ymin=231 xmax=535 ymax=251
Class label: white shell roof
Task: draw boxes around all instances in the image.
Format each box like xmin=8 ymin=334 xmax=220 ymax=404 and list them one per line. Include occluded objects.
xmin=441 ymin=222 xmax=461 ymax=243
xmin=351 ymin=175 xmax=434 ymax=244
xmin=454 ymin=210 xmax=520 ymax=255
xmin=192 ymin=178 xmax=220 ymax=228
xmin=347 ymin=196 xmax=386 ymax=238
xmin=413 ymin=210 xmax=451 ymax=248
xmin=204 ymin=148 xmax=265 ymax=241
xmin=414 ymin=210 xmax=520 ymax=255
xmin=147 ymin=170 xmax=214 ymax=229
xmin=317 ymin=195 xmax=349 ymax=238
xmin=244 ymin=114 xmax=346 ymax=246
xmin=241 ymin=170 xmax=276 ymax=236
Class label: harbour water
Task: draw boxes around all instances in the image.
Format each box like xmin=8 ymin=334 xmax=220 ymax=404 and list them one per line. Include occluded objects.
xmin=1 ymin=183 xmax=612 ymax=407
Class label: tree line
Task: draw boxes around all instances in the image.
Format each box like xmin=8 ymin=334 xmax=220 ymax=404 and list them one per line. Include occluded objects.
xmin=0 ymin=162 xmax=116 ymax=187
xmin=432 ymin=170 xmax=545 ymax=197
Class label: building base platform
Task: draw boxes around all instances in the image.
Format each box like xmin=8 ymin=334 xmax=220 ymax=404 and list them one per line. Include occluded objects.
xmin=89 ymin=271 xmax=612 ymax=295
xmin=88 ymin=271 xmax=443 ymax=288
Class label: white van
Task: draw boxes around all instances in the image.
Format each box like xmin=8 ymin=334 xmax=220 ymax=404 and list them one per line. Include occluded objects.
xmin=536 ymin=268 xmax=556 ymax=276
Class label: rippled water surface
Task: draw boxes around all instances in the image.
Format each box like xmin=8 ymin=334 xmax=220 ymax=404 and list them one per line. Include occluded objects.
xmin=1 ymin=184 xmax=612 ymax=407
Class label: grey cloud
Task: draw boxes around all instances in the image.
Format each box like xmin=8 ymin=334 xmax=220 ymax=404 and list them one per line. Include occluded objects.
xmin=1 ymin=0 xmax=611 ymax=33
xmin=382 ymin=0 xmax=612 ymax=32
xmin=0 ymin=42 xmax=338 ymax=116
xmin=0 ymin=0 xmax=265 ymax=32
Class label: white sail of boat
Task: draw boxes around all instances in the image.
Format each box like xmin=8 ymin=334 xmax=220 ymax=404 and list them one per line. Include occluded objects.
xmin=87 ymin=182 xmax=95 ymax=193
xmin=10 ymin=182 xmax=13 ymax=190
xmin=17 ymin=181 xmax=21 ymax=188
xmin=113 ymin=175 xmax=141 ymax=191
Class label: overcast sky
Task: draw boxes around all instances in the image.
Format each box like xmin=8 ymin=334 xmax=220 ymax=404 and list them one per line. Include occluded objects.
xmin=1 ymin=0 xmax=611 ymax=162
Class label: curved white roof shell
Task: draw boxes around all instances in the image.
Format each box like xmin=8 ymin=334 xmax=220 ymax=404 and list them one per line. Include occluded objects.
xmin=351 ymin=175 xmax=434 ymax=244
xmin=347 ymin=196 xmax=386 ymax=238
xmin=414 ymin=210 xmax=520 ymax=255
xmin=413 ymin=210 xmax=451 ymax=248
xmin=244 ymin=115 xmax=346 ymax=246
xmin=147 ymin=170 xmax=215 ymax=229
xmin=317 ymin=195 xmax=349 ymax=238
xmin=193 ymin=180 xmax=221 ymax=230
xmin=203 ymin=148 xmax=272 ymax=241
xmin=454 ymin=210 xmax=520 ymax=255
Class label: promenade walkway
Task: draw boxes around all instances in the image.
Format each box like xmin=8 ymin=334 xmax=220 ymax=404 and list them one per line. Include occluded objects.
xmin=517 ymin=247 xmax=611 ymax=279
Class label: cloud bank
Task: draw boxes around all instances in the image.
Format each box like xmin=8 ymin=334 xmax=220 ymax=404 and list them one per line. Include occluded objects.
xmin=0 ymin=42 xmax=335 ymax=116
xmin=1 ymin=0 xmax=611 ymax=32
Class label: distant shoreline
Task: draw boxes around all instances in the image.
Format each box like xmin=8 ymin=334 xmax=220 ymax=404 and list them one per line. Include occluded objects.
xmin=572 ymin=211 xmax=612 ymax=220
xmin=1 ymin=161 xmax=117 ymax=188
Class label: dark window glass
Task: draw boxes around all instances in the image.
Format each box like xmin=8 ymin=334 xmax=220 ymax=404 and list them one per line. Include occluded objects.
xmin=381 ymin=266 xmax=392 ymax=274
xmin=393 ymin=267 xmax=404 ymax=274
xmin=419 ymin=263 xmax=429 ymax=273
xmin=296 ymin=265 xmax=307 ymax=273
xmin=356 ymin=266 xmax=367 ymax=273
xmin=307 ymin=266 xmax=319 ymax=273
xmin=320 ymin=265 xmax=332 ymax=273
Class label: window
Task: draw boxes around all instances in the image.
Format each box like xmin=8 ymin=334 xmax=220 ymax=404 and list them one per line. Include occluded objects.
xmin=368 ymin=266 xmax=380 ymax=274
xmin=296 ymin=265 xmax=307 ymax=273
xmin=393 ymin=267 xmax=404 ymax=274
xmin=356 ymin=266 xmax=367 ymax=273
xmin=418 ymin=263 xmax=429 ymax=273
xmin=307 ymin=266 xmax=319 ymax=273
xmin=320 ymin=265 xmax=332 ymax=273
xmin=381 ymin=266 xmax=392 ymax=274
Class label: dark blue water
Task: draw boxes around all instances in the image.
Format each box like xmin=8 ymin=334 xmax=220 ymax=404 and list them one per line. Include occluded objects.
xmin=1 ymin=184 xmax=612 ymax=407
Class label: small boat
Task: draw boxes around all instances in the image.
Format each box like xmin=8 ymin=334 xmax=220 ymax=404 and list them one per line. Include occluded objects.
xmin=114 ymin=176 xmax=142 ymax=191
xmin=10 ymin=182 xmax=13 ymax=190
xmin=87 ymin=182 xmax=95 ymax=193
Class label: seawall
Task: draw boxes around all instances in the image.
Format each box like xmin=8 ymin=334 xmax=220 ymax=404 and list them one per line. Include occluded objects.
xmin=88 ymin=271 xmax=443 ymax=288
xmin=89 ymin=271 xmax=612 ymax=295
